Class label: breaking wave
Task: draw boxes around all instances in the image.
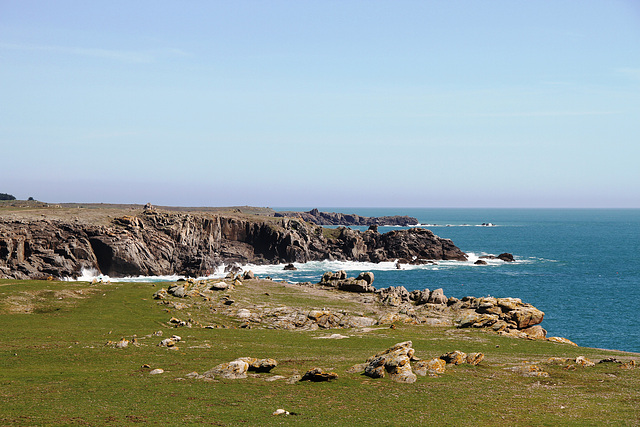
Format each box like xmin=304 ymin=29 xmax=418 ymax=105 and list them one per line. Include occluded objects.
xmin=65 ymin=253 xmax=541 ymax=284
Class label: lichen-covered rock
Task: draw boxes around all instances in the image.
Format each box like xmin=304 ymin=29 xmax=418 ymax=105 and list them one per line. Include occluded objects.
xmin=547 ymin=336 xmax=578 ymax=346
xmin=427 ymin=288 xmax=447 ymax=304
xmin=506 ymin=364 xmax=549 ymax=378
xmin=237 ymin=357 xmax=278 ymax=372
xmin=465 ymin=352 xmax=484 ymax=366
xmin=204 ymin=359 xmax=250 ymax=379
xmin=440 ymin=350 xmax=467 ymax=365
xmin=355 ymin=271 xmax=374 ymax=285
xmin=413 ymin=358 xmax=446 ymax=376
xmin=521 ymin=325 xmax=547 ymax=339
xmin=456 ymin=312 xmax=499 ymax=328
xmin=363 ymin=341 xmax=417 ymax=383
xmin=409 ymin=289 xmax=431 ymax=305
xmin=300 ymin=368 xmax=338 ymax=382
xmin=620 ymin=360 xmax=636 ymax=370
xmin=575 ymin=356 xmax=595 ymax=367
xmin=115 ymin=338 xmax=129 ymax=348
xmin=506 ymin=305 xmax=545 ymax=329
xmin=377 ymin=286 xmax=410 ymax=307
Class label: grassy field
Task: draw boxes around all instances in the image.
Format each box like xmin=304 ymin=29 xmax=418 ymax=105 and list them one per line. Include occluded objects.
xmin=1 ymin=278 xmax=639 ymax=426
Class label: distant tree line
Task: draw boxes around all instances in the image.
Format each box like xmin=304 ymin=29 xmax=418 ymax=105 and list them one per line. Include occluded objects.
xmin=0 ymin=193 xmax=16 ymax=201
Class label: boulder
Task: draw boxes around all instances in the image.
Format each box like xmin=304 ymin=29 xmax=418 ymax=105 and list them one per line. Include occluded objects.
xmin=242 ymin=270 xmax=255 ymax=280
xmin=409 ymin=289 xmax=430 ymax=305
xmin=427 ymin=288 xmax=447 ymax=304
xmin=204 ymin=359 xmax=250 ymax=379
xmin=521 ymin=325 xmax=547 ymax=340
xmin=283 ymin=263 xmax=297 ymax=271
xmin=474 ymin=260 xmax=488 ymax=265
xmin=547 ymin=336 xmax=578 ymax=346
xmin=507 ymin=306 xmax=545 ymax=329
xmin=115 ymin=338 xmax=129 ymax=349
xmin=575 ymin=356 xmax=595 ymax=367
xmin=237 ymin=357 xmax=278 ymax=372
xmin=498 ymin=253 xmax=515 ymax=262
xmin=440 ymin=350 xmax=467 ymax=365
xmin=456 ymin=312 xmax=499 ymax=328
xmin=300 ymin=368 xmax=338 ymax=382
xmin=378 ymin=286 xmax=410 ymax=307
xmin=152 ymin=289 xmax=168 ymax=300
xmin=355 ymin=271 xmax=375 ymax=285
xmin=168 ymin=285 xmax=187 ymax=298
xmin=506 ymin=364 xmax=549 ymax=377
xmin=337 ymin=279 xmax=375 ymax=293
xmin=465 ymin=352 xmax=484 ymax=366
xmin=209 ymin=281 xmax=231 ymax=291
xmin=413 ymin=358 xmax=446 ymax=376
xmin=363 ymin=341 xmax=417 ymax=383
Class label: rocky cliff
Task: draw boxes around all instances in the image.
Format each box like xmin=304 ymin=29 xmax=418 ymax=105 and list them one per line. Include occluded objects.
xmin=0 ymin=206 xmax=467 ymax=279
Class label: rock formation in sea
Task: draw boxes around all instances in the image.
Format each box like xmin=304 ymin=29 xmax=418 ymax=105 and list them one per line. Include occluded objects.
xmin=0 ymin=206 xmax=466 ymax=279
xmin=274 ymin=208 xmax=418 ymax=226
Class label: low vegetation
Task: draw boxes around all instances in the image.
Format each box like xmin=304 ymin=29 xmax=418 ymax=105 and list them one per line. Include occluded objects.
xmin=1 ymin=278 xmax=638 ymax=425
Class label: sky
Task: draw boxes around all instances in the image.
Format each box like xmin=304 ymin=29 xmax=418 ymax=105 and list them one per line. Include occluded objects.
xmin=1 ymin=1 xmax=639 ymax=208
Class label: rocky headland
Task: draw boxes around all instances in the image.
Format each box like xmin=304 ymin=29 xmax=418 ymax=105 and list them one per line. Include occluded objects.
xmin=0 ymin=203 xmax=465 ymax=280
xmin=275 ymin=208 xmax=419 ymax=226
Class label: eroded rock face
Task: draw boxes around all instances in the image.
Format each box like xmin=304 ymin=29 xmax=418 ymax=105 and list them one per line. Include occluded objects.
xmin=0 ymin=210 xmax=467 ymax=279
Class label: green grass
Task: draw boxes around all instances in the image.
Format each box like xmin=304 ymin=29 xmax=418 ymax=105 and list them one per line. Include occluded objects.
xmin=1 ymin=279 xmax=639 ymax=426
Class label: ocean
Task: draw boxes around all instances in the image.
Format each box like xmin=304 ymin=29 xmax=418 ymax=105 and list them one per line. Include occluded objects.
xmin=100 ymin=208 xmax=640 ymax=353
xmin=250 ymin=208 xmax=640 ymax=353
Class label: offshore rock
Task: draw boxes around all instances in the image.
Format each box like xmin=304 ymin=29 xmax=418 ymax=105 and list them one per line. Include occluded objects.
xmin=275 ymin=208 xmax=418 ymax=226
xmin=0 ymin=208 xmax=467 ymax=279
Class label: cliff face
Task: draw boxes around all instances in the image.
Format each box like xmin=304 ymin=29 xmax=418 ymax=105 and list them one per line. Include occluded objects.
xmin=0 ymin=209 xmax=467 ymax=279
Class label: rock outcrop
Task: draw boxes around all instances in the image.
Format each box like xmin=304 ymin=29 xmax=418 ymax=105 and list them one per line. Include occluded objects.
xmin=449 ymin=296 xmax=545 ymax=335
xmin=0 ymin=208 xmax=467 ymax=279
xmin=275 ymin=208 xmax=418 ymax=226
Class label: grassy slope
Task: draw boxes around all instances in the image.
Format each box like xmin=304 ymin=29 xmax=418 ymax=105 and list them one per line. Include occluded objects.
xmin=1 ymin=279 xmax=639 ymax=426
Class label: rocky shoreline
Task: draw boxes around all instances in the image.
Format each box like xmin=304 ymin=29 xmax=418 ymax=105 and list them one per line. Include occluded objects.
xmin=152 ymin=270 xmax=570 ymax=345
xmin=0 ymin=204 xmax=466 ymax=280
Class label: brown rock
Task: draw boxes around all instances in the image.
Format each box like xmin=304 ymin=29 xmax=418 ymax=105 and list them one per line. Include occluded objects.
xmin=440 ymin=350 xmax=467 ymax=365
xmin=363 ymin=341 xmax=417 ymax=383
xmin=465 ymin=352 xmax=484 ymax=366
xmin=547 ymin=336 xmax=578 ymax=346
xmin=521 ymin=325 xmax=547 ymax=340
xmin=413 ymin=358 xmax=446 ymax=376
xmin=204 ymin=359 xmax=250 ymax=379
xmin=300 ymin=368 xmax=338 ymax=382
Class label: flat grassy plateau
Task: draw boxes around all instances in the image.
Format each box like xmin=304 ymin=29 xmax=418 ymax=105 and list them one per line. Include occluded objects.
xmin=1 ymin=278 xmax=639 ymax=426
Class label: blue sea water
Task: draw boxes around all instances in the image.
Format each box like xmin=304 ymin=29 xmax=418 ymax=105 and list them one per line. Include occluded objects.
xmin=256 ymin=208 xmax=640 ymax=353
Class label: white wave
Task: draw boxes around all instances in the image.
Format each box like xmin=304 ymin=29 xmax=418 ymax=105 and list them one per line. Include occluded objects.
xmin=409 ymin=223 xmax=499 ymax=228
xmin=65 ymin=266 xmax=230 ymax=283
xmin=64 ymin=253 xmax=533 ymax=284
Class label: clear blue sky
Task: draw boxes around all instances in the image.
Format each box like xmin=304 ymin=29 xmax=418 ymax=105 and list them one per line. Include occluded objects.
xmin=2 ymin=1 xmax=639 ymax=208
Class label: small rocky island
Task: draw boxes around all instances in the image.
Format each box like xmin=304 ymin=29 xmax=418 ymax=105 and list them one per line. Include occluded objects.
xmin=0 ymin=203 xmax=463 ymax=280
xmin=275 ymin=208 xmax=419 ymax=226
